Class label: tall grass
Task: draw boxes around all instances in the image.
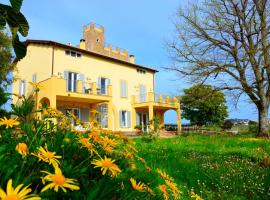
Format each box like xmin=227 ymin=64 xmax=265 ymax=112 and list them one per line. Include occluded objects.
xmin=134 ymin=133 xmax=270 ymax=200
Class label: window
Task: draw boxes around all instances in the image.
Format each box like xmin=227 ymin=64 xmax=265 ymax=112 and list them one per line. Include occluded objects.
xmin=139 ymin=84 xmax=146 ymax=102
xmin=137 ymin=69 xmax=146 ymax=74
xmin=67 ymin=72 xmax=78 ymax=92
xmin=120 ymin=80 xmax=127 ymax=98
xmin=71 ymin=51 xmax=76 ymax=57
xmin=65 ymin=50 xmax=82 ymax=58
xmin=119 ymin=110 xmax=131 ymax=128
xmin=19 ymin=80 xmax=26 ymax=96
xmin=96 ymin=104 xmax=108 ymax=128
xmin=98 ymin=77 xmax=111 ymax=95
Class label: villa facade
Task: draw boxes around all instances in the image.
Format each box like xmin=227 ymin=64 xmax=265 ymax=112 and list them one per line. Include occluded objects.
xmin=12 ymin=22 xmax=181 ymax=133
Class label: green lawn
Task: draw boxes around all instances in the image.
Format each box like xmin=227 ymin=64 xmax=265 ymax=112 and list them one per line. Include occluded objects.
xmin=134 ymin=133 xmax=270 ymax=200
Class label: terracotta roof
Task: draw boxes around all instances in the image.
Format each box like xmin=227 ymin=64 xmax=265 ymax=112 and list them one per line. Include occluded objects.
xmin=25 ymin=39 xmax=158 ymax=73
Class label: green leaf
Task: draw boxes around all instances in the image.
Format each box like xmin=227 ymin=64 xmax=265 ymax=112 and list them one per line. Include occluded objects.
xmin=13 ymin=34 xmax=27 ymax=59
xmin=9 ymin=0 xmax=23 ymax=12
xmin=6 ymin=8 xmax=29 ymax=37
xmin=0 ymin=4 xmax=7 ymax=27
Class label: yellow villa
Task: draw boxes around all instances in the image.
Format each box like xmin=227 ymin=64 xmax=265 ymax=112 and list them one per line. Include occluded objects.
xmin=12 ymin=22 xmax=181 ymax=133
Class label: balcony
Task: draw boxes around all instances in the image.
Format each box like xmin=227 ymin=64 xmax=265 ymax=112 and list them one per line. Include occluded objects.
xmin=131 ymin=92 xmax=179 ymax=109
xmin=38 ymin=76 xmax=112 ymax=106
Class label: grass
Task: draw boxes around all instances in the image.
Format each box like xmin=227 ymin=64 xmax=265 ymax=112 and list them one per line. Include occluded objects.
xmin=134 ymin=133 xmax=270 ymax=200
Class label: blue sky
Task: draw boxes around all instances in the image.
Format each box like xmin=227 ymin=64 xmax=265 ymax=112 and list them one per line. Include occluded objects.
xmin=1 ymin=0 xmax=258 ymax=122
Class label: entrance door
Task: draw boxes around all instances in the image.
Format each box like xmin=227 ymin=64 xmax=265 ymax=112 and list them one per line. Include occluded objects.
xmin=137 ymin=112 xmax=149 ymax=132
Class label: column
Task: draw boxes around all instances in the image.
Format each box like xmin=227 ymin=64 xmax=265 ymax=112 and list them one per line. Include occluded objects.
xmin=131 ymin=107 xmax=136 ymax=130
xmin=176 ymin=107 xmax=182 ymax=133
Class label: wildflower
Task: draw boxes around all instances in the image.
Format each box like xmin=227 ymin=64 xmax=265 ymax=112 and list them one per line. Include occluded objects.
xmin=78 ymin=137 xmax=97 ymax=155
xmin=146 ymin=186 xmax=155 ymax=196
xmin=157 ymin=169 xmax=174 ymax=182
xmin=89 ymin=131 xmax=100 ymax=142
xmin=0 ymin=117 xmax=20 ymax=129
xmin=165 ymin=180 xmax=181 ymax=197
xmin=190 ymin=191 xmax=203 ymax=200
xmin=16 ymin=143 xmax=28 ymax=157
xmin=29 ymin=81 xmax=44 ymax=91
xmin=159 ymin=184 xmax=169 ymax=200
xmin=41 ymin=167 xmax=80 ymax=192
xmin=91 ymin=156 xmax=121 ymax=177
xmin=137 ymin=156 xmax=146 ymax=164
xmin=32 ymin=144 xmax=61 ymax=167
xmin=0 ymin=179 xmax=41 ymax=200
xmin=130 ymin=178 xmax=146 ymax=192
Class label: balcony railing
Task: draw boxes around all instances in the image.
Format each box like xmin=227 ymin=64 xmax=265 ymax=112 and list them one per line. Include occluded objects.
xmin=73 ymin=80 xmax=112 ymax=96
xmin=131 ymin=92 xmax=179 ymax=106
xmin=39 ymin=76 xmax=112 ymax=97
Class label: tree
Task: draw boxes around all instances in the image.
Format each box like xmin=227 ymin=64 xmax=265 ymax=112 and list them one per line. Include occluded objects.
xmin=0 ymin=28 xmax=13 ymax=117
xmin=181 ymin=84 xmax=228 ymax=126
xmin=0 ymin=0 xmax=29 ymax=59
xmin=167 ymin=0 xmax=270 ymax=137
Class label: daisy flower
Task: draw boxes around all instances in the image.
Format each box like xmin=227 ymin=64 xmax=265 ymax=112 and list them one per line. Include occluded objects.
xmin=91 ymin=156 xmax=121 ymax=177
xmin=0 ymin=117 xmax=20 ymax=129
xmin=41 ymin=167 xmax=80 ymax=193
xmin=0 ymin=179 xmax=40 ymax=200
xmin=32 ymin=144 xmax=61 ymax=167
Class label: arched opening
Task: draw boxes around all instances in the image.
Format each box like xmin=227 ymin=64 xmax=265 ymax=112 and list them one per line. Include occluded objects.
xmin=164 ymin=109 xmax=178 ymax=131
xmin=39 ymin=97 xmax=50 ymax=108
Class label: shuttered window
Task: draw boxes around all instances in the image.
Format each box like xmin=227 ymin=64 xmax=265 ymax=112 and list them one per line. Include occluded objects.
xmin=120 ymin=80 xmax=127 ymax=98
xmin=119 ymin=110 xmax=131 ymax=128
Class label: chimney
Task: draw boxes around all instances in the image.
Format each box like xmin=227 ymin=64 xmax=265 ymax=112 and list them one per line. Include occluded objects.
xmin=79 ymin=39 xmax=86 ymax=50
xmin=129 ymin=55 xmax=135 ymax=64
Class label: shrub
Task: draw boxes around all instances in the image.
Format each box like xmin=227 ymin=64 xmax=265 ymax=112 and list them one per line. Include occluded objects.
xmin=0 ymin=88 xmax=182 ymax=199
xmin=222 ymin=120 xmax=234 ymax=130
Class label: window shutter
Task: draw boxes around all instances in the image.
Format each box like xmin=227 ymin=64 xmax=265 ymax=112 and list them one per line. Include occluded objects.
xmin=127 ymin=111 xmax=131 ymax=128
xmin=136 ymin=112 xmax=140 ymax=125
xmin=64 ymin=71 xmax=69 ymax=91
xmin=119 ymin=110 xmax=123 ymax=128
xmin=120 ymin=80 xmax=124 ymax=97
xmin=19 ymin=81 xmax=26 ymax=96
xmin=97 ymin=77 xmax=101 ymax=94
xmin=79 ymin=73 xmax=85 ymax=93
xmin=121 ymin=80 xmax=127 ymax=98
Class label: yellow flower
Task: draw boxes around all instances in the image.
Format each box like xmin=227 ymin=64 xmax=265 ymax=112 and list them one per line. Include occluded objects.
xmin=32 ymin=144 xmax=61 ymax=167
xmin=29 ymin=82 xmax=44 ymax=90
xmin=190 ymin=191 xmax=203 ymax=200
xmin=0 ymin=117 xmax=20 ymax=129
xmin=78 ymin=137 xmax=97 ymax=155
xmin=0 ymin=179 xmax=41 ymax=200
xmin=165 ymin=180 xmax=181 ymax=198
xmin=89 ymin=131 xmax=100 ymax=142
xmin=159 ymin=184 xmax=169 ymax=200
xmin=157 ymin=169 xmax=174 ymax=182
xmin=41 ymin=167 xmax=80 ymax=193
xmin=91 ymin=156 xmax=121 ymax=177
xmin=130 ymin=178 xmax=146 ymax=192
xmin=16 ymin=143 xmax=28 ymax=157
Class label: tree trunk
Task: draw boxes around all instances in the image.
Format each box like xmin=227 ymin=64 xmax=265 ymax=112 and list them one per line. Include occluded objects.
xmin=257 ymin=105 xmax=269 ymax=137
